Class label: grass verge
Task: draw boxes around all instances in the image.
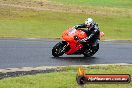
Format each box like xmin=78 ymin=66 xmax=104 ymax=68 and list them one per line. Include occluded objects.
xmin=0 ymin=0 xmax=132 ymax=39
xmin=0 ymin=65 xmax=132 ymax=88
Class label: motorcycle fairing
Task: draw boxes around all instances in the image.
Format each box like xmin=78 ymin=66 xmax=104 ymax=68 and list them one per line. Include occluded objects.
xmin=62 ymin=28 xmax=87 ymax=55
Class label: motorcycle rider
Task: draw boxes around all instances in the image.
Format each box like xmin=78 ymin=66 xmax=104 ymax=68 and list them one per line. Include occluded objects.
xmin=74 ymin=18 xmax=100 ymax=47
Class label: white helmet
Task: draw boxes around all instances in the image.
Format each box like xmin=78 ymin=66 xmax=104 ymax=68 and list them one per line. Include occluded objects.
xmin=85 ymin=18 xmax=93 ymax=27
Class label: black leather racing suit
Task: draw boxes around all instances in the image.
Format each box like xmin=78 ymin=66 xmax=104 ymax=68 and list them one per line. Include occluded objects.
xmin=74 ymin=22 xmax=100 ymax=46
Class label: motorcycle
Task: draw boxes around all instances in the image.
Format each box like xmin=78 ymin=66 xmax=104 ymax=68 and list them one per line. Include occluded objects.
xmin=52 ymin=27 xmax=104 ymax=57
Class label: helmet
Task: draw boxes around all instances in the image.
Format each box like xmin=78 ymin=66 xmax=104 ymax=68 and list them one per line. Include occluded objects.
xmin=85 ymin=18 xmax=93 ymax=27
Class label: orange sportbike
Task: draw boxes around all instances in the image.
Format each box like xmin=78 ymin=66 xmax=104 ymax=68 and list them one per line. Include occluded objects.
xmin=52 ymin=27 xmax=104 ymax=57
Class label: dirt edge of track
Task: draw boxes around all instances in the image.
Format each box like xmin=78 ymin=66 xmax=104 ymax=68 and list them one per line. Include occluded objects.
xmin=0 ymin=64 xmax=131 ymax=80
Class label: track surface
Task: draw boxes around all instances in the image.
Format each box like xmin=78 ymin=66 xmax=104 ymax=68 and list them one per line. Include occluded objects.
xmin=0 ymin=39 xmax=132 ymax=69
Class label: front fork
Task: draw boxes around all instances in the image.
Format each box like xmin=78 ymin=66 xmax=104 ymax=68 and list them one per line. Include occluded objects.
xmin=61 ymin=44 xmax=68 ymax=53
xmin=60 ymin=41 xmax=70 ymax=53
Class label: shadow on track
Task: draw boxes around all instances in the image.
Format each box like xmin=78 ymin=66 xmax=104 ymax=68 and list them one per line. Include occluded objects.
xmin=51 ymin=56 xmax=100 ymax=65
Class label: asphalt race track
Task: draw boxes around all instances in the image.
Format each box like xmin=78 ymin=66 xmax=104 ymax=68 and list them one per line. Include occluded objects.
xmin=0 ymin=39 xmax=132 ymax=69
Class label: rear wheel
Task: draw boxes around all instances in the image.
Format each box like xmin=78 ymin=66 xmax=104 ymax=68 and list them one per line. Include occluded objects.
xmin=83 ymin=44 xmax=99 ymax=57
xmin=52 ymin=41 xmax=68 ymax=57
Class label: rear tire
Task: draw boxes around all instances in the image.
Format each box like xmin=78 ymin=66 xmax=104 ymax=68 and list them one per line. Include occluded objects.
xmin=52 ymin=41 xmax=67 ymax=57
xmin=83 ymin=44 xmax=99 ymax=57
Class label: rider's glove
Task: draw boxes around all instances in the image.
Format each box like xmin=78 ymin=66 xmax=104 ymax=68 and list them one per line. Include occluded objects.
xmin=73 ymin=25 xmax=80 ymax=29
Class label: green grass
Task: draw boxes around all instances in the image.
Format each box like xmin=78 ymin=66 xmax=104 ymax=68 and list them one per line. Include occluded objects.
xmin=0 ymin=0 xmax=132 ymax=39
xmin=0 ymin=6 xmax=132 ymax=39
xmin=0 ymin=65 xmax=132 ymax=88
xmin=0 ymin=6 xmax=85 ymax=38
xmin=50 ymin=0 xmax=132 ymax=8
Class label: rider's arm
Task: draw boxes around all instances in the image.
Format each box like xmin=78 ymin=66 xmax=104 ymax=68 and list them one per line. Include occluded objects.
xmin=81 ymin=25 xmax=99 ymax=42
xmin=74 ymin=23 xmax=86 ymax=29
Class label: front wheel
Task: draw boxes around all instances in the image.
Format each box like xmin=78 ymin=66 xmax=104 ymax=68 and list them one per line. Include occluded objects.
xmin=83 ymin=44 xmax=99 ymax=57
xmin=52 ymin=41 xmax=67 ymax=57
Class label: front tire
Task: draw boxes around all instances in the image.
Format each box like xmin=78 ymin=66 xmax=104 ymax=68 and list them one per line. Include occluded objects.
xmin=52 ymin=42 xmax=67 ymax=57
